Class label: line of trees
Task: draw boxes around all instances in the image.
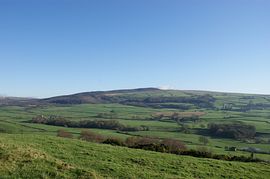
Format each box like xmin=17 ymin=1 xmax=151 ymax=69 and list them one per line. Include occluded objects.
xmin=120 ymin=94 xmax=216 ymax=109
xmin=79 ymin=130 xmax=187 ymax=153
xmin=57 ymin=129 xmax=265 ymax=163
xmin=221 ymin=101 xmax=270 ymax=112
xmin=30 ymin=115 xmax=149 ymax=132
xmin=208 ymin=122 xmax=256 ymax=140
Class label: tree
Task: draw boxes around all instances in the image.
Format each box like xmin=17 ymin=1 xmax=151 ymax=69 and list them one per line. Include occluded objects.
xmin=208 ymin=123 xmax=256 ymax=139
xmin=57 ymin=129 xmax=73 ymax=138
xmin=171 ymin=112 xmax=180 ymax=121
xmin=200 ymin=124 xmax=206 ymax=128
xmin=180 ymin=124 xmax=190 ymax=134
xmin=80 ymin=130 xmax=104 ymax=142
xmin=191 ymin=114 xmax=200 ymax=123
xmin=161 ymin=139 xmax=187 ymax=152
xmin=199 ymin=136 xmax=209 ymax=145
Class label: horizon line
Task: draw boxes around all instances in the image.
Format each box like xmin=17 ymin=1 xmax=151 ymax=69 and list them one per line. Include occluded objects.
xmin=1 ymin=87 xmax=270 ymax=99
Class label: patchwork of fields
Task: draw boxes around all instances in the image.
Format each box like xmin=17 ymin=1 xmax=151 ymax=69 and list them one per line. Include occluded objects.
xmin=0 ymin=89 xmax=270 ymax=178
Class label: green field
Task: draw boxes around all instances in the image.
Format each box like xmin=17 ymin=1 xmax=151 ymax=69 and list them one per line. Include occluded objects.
xmin=1 ymin=134 xmax=269 ymax=179
xmin=0 ymin=89 xmax=270 ymax=178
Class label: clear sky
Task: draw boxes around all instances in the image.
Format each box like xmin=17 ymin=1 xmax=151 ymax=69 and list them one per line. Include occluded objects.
xmin=0 ymin=0 xmax=269 ymax=98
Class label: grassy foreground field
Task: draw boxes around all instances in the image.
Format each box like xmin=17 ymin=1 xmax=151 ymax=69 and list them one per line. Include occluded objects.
xmin=0 ymin=134 xmax=269 ymax=179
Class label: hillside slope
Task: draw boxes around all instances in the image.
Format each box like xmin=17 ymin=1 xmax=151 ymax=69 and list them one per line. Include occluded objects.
xmin=2 ymin=88 xmax=270 ymax=112
xmin=41 ymin=88 xmax=270 ymax=111
xmin=0 ymin=134 xmax=269 ymax=179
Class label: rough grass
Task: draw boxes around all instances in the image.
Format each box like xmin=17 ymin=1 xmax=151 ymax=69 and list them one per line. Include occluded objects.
xmin=0 ymin=143 xmax=99 ymax=178
xmin=0 ymin=134 xmax=269 ymax=179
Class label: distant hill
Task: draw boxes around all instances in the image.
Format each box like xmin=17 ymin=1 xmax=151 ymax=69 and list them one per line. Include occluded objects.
xmin=41 ymin=88 xmax=270 ymax=111
xmin=0 ymin=97 xmax=38 ymax=106
xmin=42 ymin=88 xmax=161 ymax=104
xmin=2 ymin=88 xmax=270 ymax=111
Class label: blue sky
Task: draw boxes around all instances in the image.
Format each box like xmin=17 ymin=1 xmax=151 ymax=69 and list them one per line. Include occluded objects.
xmin=0 ymin=0 xmax=269 ymax=97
